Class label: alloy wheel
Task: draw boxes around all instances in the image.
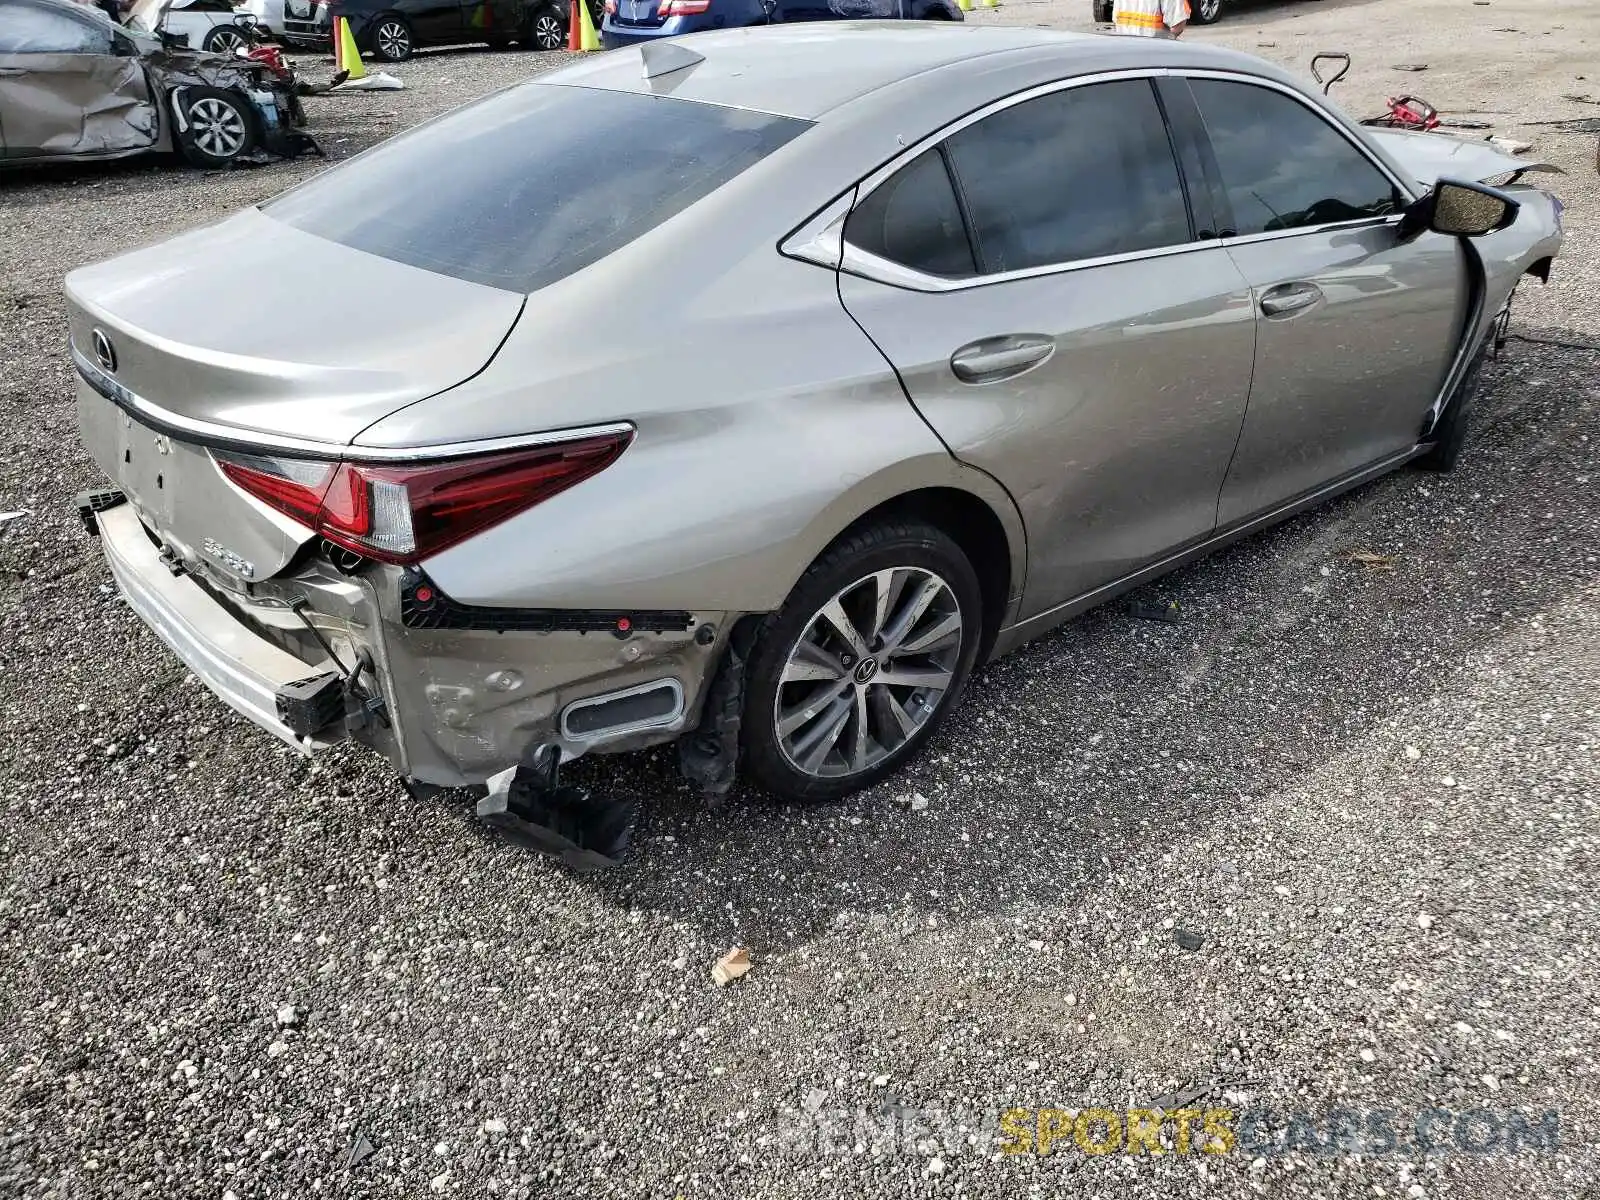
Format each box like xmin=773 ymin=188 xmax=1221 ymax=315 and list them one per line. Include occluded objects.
xmin=206 ymin=27 xmax=248 ymax=53
xmin=376 ymin=19 xmax=410 ymax=58
xmin=1197 ymin=0 xmax=1221 ymax=19
xmin=774 ymin=567 xmax=964 ymax=779
xmin=532 ymin=12 xmax=565 ymax=48
xmin=187 ymin=96 xmax=248 ymax=160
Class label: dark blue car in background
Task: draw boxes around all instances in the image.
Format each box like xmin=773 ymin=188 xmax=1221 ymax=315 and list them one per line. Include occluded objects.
xmin=601 ymin=0 xmax=961 ymax=47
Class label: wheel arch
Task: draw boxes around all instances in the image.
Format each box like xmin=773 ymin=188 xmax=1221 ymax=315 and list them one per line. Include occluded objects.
xmin=792 ymin=478 xmax=1025 ymax=665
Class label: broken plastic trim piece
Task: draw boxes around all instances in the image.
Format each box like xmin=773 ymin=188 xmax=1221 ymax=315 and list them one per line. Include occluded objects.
xmin=476 ymin=744 xmax=637 ymax=870
xmin=74 ymin=488 xmax=127 ymax=536
xmin=399 ymin=568 xmax=694 ymax=636
xmin=275 ymin=672 xmax=345 ymax=738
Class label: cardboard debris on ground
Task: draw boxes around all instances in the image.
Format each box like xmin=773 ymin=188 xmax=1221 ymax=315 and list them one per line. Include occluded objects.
xmin=711 ymin=947 xmax=752 ymax=987
xmin=332 ymin=72 xmax=405 ymax=92
xmin=1346 ymin=549 xmax=1396 ymax=571
xmin=1486 ymin=135 xmax=1533 ymax=154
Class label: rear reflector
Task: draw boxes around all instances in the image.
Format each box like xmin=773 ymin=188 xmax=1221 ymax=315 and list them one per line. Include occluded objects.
xmin=214 ymin=432 xmax=631 ymax=565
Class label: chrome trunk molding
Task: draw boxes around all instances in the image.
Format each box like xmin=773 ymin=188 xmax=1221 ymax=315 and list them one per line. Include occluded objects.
xmin=70 ymin=340 xmax=633 ymax=462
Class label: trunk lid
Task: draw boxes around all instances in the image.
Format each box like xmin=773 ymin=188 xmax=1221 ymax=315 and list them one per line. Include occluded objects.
xmin=68 ymin=206 xmax=524 ymax=583
xmin=64 ymin=206 xmax=524 ymax=448
xmin=610 ymin=0 xmax=669 ymax=28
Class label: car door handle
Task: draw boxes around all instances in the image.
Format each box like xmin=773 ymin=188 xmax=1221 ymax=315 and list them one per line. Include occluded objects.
xmin=1259 ymin=282 xmax=1323 ymax=318
xmin=950 ymin=335 xmax=1055 ymax=385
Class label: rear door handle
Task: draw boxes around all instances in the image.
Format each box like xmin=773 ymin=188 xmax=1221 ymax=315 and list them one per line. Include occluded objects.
xmin=1259 ymin=282 xmax=1323 ymax=318
xmin=950 ymin=335 xmax=1055 ymax=385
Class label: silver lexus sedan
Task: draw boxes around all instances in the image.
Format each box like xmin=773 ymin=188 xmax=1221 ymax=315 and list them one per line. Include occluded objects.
xmin=68 ymin=25 xmax=1563 ymax=844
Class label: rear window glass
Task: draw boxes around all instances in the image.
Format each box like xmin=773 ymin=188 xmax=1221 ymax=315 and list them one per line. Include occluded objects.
xmin=263 ymin=84 xmax=810 ymax=293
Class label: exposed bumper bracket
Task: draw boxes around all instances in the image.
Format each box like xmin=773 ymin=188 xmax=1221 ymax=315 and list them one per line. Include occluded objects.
xmin=476 ymin=744 xmax=637 ymax=871
xmin=275 ymin=672 xmax=346 ymax=740
xmin=74 ymin=488 xmax=127 ymax=536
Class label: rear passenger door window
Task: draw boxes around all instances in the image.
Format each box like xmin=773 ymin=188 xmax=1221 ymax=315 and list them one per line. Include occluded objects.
xmin=942 ymin=79 xmax=1192 ymax=273
xmin=1187 ymin=78 xmax=1405 ymax=236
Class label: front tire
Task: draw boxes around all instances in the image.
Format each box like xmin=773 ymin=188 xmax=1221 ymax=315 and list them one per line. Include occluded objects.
xmin=1092 ymin=0 xmax=1112 ymax=21
xmin=741 ymin=522 xmax=983 ymax=804
xmin=368 ymin=14 xmax=413 ymax=60
xmin=1190 ymin=0 xmax=1222 ymax=23
xmin=176 ymin=87 xmax=257 ymax=168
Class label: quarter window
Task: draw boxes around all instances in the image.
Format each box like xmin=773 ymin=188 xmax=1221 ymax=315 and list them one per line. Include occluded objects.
xmin=941 ymin=79 xmax=1192 ymax=274
xmin=843 ymin=148 xmax=976 ymax=279
xmin=1188 ymin=79 xmax=1405 ymax=236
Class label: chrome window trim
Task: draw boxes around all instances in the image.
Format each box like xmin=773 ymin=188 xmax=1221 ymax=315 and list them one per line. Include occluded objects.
xmin=71 ymin=340 xmax=633 ymax=462
xmin=1177 ymin=68 xmax=1421 ymax=206
xmin=1220 ymin=212 xmax=1407 ymax=249
xmin=831 ymin=66 xmax=1418 ymax=294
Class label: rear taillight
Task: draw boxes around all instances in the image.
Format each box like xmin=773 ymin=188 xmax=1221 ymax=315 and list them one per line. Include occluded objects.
xmin=214 ymin=432 xmax=631 ymax=565
xmin=660 ymin=0 xmax=711 ymax=13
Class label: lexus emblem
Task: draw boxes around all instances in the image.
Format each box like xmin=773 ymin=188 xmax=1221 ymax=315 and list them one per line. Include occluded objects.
xmin=92 ymin=328 xmax=117 ymax=374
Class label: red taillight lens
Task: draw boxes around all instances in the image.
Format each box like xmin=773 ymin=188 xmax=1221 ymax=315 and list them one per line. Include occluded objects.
xmin=217 ymin=453 xmax=339 ymax=527
xmin=214 ymin=432 xmax=631 ymax=565
xmin=660 ymin=0 xmax=710 ymax=13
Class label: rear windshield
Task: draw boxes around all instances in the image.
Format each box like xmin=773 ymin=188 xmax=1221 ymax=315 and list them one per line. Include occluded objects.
xmin=263 ymin=84 xmax=810 ymax=293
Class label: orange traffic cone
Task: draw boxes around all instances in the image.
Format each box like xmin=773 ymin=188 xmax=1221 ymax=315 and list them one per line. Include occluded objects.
xmin=568 ymin=0 xmax=599 ymax=50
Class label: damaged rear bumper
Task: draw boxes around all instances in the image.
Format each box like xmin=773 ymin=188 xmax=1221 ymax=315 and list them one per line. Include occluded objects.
xmin=85 ymin=489 xmax=732 ymax=788
xmin=97 ymin=502 xmax=346 ymax=752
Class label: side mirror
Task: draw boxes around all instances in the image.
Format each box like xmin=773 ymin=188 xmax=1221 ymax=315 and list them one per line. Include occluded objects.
xmin=1398 ymin=178 xmax=1520 ymax=241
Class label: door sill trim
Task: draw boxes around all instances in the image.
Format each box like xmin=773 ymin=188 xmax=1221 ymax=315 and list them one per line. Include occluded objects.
xmin=989 ymin=445 xmax=1425 ymax=659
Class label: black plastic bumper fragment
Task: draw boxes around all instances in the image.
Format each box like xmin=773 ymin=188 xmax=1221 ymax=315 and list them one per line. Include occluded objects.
xmin=74 ymin=488 xmax=127 ymax=536
xmin=399 ymin=568 xmax=693 ymax=636
xmin=677 ymin=615 xmax=763 ymax=802
xmin=275 ymin=672 xmax=346 ymax=739
xmin=476 ymin=745 xmax=637 ymax=871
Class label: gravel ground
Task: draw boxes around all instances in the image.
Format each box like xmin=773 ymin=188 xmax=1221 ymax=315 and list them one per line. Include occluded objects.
xmin=2 ymin=3 xmax=1599 ymax=1197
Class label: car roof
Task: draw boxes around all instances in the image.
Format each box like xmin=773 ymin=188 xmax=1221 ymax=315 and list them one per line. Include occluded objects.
xmin=546 ymin=22 xmax=1276 ymax=121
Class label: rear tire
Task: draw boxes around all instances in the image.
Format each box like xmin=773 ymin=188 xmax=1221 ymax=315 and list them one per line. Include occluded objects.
xmin=1092 ymin=0 xmax=1112 ymax=21
xmin=176 ymin=87 xmax=257 ymax=168
xmin=202 ymin=25 xmax=250 ymax=53
xmin=741 ymin=521 xmax=983 ymax=804
xmin=1191 ymin=0 xmax=1222 ymax=23
xmin=1415 ymin=338 xmax=1491 ymax=473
